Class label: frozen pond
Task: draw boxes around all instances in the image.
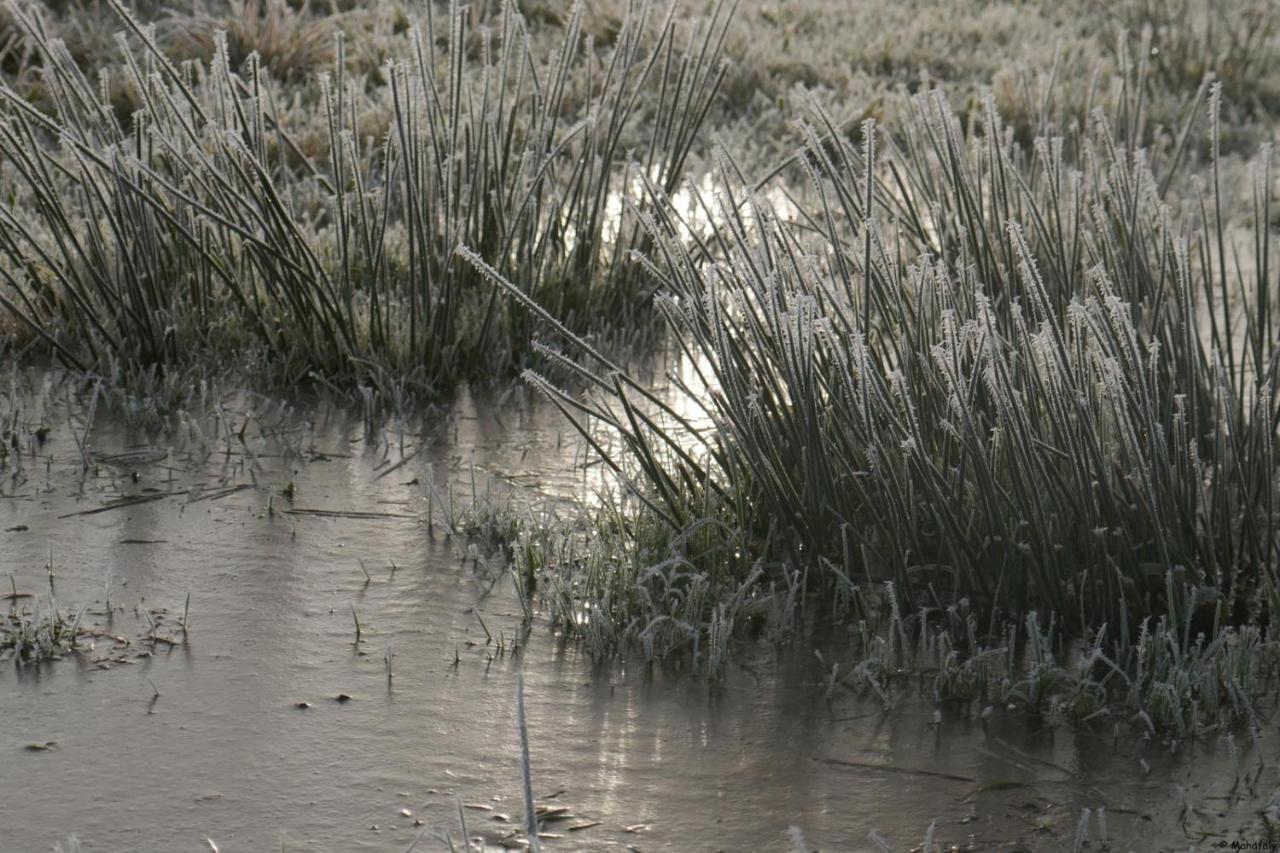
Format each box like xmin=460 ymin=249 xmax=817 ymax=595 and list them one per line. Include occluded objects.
xmin=1 ymin=369 xmax=1277 ymax=852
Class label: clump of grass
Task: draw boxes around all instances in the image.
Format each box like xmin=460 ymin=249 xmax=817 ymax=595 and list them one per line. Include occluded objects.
xmin=454 ymin=469 xmax=523 ymax=553
xmin=1 ymin=597 xmax=87 ymax=662
xmin=161 ymin=0 xmax=339 ymax=82
xmin=833 ymin=586 xmax=1278 ymax=735
xmin=522 ymin=86 xmax=1277 ymax=624
xmin=514 ymin=488 xmax=801 ymax=674
xmin=489 ymin=81 xmax=1279 ymax=712
xmin=0 ymin=0 xmax=733 ymax=401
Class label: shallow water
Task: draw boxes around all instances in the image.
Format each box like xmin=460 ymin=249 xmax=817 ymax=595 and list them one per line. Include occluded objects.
xmin=1 ymin=370 xmax=1278 ymax=853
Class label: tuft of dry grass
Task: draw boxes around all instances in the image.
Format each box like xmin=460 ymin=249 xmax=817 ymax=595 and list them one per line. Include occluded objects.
xmin=162 ymin=0 xmax=337 ymax=81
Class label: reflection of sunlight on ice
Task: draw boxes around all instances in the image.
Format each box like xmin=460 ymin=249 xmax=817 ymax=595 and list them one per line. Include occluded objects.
xmin=665 ymin=347 xmax=717 ymax=434
xmin=669 ymin=171 xmax=802 ymax=241
xmin=536 ymin=167 xmax=815 ymax=510
xmin=882 ymin=157 xmax=939 ymax=247
xmin=561 ymin=166 xmax=800 ymax=259
xmin=531 ymin=345 xmax=719 ymax=510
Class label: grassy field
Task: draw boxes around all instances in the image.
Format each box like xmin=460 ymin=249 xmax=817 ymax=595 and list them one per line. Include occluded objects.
xmin=1 ymin=0 xmax=1275 ymax=398
xmin=0 ymin=0 xmax=734 ymax=401
xmin=3 ymin=0 xmax=1280 ymax=726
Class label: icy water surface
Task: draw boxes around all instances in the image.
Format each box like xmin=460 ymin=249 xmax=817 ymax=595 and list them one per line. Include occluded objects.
xmin=1 ymin=370 xmax=1278 ymax=852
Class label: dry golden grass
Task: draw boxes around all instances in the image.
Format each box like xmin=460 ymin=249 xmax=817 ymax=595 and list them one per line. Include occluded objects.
xmin=162 ymin=0 xmax=337 ymax=80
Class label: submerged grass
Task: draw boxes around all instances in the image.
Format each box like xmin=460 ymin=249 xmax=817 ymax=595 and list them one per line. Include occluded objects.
xmin=0 ymin=596 xmax=86 ymax=662
xmin=839 ymin=588 xmax=1278 ymax=736
xmin=516 ymin=491 xmax=786 ymax=670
